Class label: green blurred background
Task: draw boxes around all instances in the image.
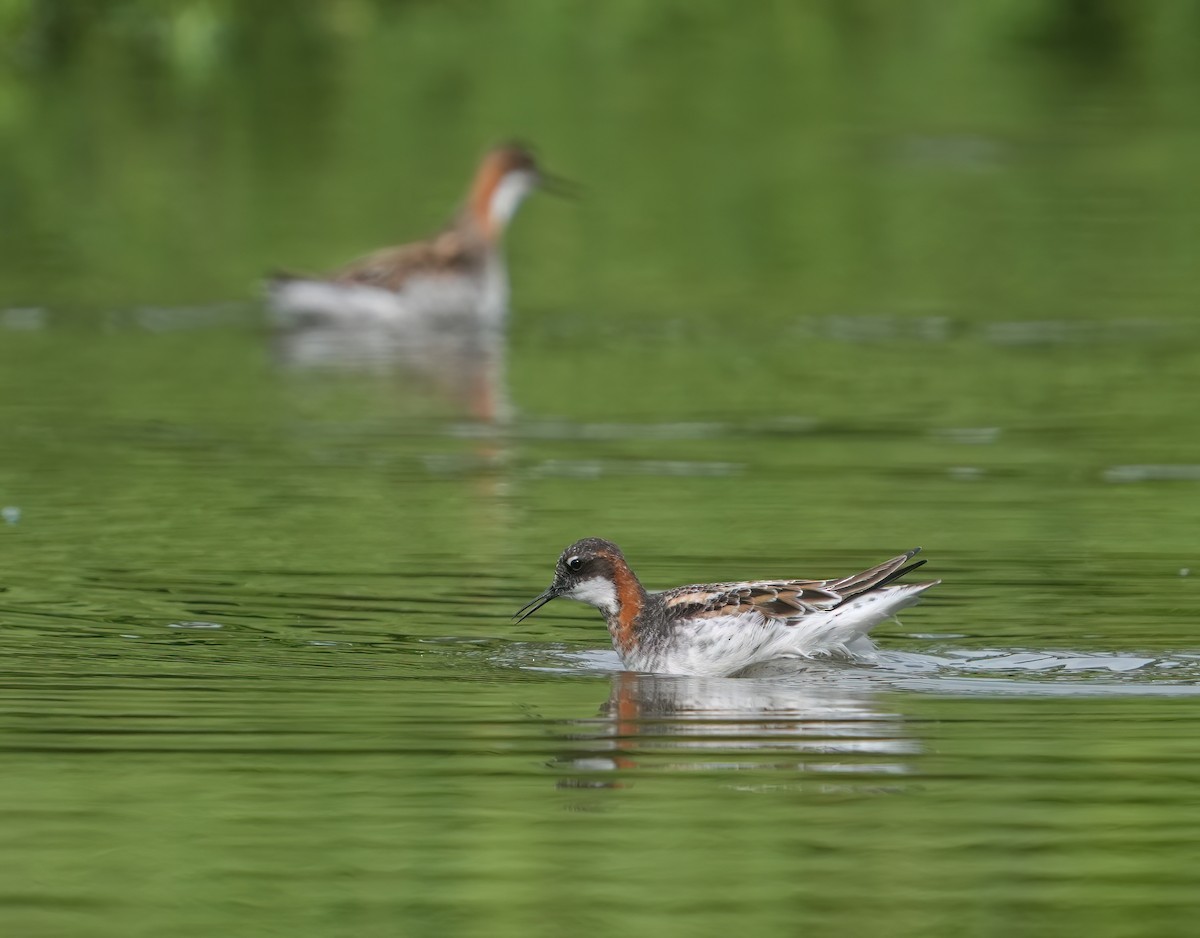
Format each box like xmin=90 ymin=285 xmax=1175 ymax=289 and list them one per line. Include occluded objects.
xmin=3 ymin=0 xmax=1200 ymax=318
xmin=2 ymin=3 xmax=1200 ymax=937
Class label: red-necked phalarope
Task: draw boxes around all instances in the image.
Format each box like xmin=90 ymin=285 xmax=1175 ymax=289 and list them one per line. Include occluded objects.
xmin=515 ymin=538 xmax=939 ymax=677
xmin=267 ymin=143 xmax=570 ymax=329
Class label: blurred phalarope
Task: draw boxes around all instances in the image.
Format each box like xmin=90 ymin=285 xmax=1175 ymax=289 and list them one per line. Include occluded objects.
xmin=515 ymin=538 xmax=939 ymax=677
xmin=267 ymin=143 xmax=571 ymax=329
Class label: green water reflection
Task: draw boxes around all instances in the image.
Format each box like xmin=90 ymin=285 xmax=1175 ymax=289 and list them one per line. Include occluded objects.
xmin=2 ymin=3 xmax=1200 ymax=937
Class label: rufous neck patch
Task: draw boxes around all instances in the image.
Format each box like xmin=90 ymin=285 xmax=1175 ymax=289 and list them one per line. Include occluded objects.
xmin=610 ymin=565 xmax=645 ymax=653
xmin=468 ymin=159 xmax=506 ymax=240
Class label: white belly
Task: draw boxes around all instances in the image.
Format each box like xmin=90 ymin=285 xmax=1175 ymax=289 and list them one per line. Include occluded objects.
xmin=619 ymin=585 xmax=928 ymax=677
xmin=267 ymin=267 xmax=506 ymax=331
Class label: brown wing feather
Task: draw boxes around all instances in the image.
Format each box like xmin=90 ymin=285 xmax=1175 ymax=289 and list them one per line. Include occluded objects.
xmin=660 ymin=580 xmax=842 ymax=620
xmin=332 ymin=230 xmax=482 ymax=290
xmin=658 ymin=549 xmax=926 ymax=623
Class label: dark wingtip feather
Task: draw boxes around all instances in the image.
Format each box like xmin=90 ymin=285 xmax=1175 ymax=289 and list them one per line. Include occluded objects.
xmin=265 ymin=269 xmax=302 ymax=286
xmin=876 ymin=558 xmax=927 ymax=590
xmin=831 ymin=549 xmax=931 ymax=608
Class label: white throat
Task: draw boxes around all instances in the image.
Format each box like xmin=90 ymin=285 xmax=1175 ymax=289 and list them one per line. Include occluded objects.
xmin=565 ymin=577 xmax=619 ymax=615
xmin=487 ymin=171 xmax=536 ymax=232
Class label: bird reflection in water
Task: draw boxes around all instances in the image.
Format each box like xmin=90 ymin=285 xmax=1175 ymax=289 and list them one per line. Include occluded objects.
xmin=554 ymin=668 xmax=919 ymax=789
xmin=271 ymin=319 xmax=511 ymax=423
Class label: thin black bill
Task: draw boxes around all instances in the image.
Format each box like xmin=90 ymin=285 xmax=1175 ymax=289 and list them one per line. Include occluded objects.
xmin=513 ymin=588 xmax=558 ymax=623
xmin=539 ymin=172 xmax=581 ymax=200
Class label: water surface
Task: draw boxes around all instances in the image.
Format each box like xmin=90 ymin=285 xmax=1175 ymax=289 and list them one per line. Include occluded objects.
xmin=2 ymin=4 xmax=1200 ymax=937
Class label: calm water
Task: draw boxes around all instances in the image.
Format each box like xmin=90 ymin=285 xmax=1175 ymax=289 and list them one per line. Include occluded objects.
xmin=3 ymin=3 xmax=1200 ymax=937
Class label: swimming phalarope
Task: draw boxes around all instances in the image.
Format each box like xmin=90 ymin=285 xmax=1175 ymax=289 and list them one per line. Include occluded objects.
xmin=515 ymin=538 xmax=938 ymax=677
xmin=267 ymin=143 xmax=569 ymax=329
